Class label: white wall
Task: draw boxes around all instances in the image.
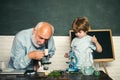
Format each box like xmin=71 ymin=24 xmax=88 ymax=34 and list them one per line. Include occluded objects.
xmin=107 ymin=36 xmax=120 ymax=80
xmin=0 ymin=36 xmax=14 ymax=66
xmin=0 ymin=36 xmax=120 ymax=80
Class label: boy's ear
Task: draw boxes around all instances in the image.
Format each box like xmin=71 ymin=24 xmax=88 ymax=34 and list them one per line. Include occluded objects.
xmin=89 ymin=26 xmax=91 ymax=31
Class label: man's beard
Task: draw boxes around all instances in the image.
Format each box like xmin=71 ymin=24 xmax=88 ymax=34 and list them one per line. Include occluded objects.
xmin=32 ymin=34 xmax=42 ymax=48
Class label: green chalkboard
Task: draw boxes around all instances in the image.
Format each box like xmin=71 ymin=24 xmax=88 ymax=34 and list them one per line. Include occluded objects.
xmin=0 ymin=0 xmax=120 ymax=36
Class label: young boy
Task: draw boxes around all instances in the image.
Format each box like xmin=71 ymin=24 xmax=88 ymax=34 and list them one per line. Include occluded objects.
xmin=65 ymin=17 xmax=102 ymax=72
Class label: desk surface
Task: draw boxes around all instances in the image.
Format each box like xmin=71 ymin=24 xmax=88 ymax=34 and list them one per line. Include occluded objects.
xmin=0 ymin=71 xmax=112 ymax=80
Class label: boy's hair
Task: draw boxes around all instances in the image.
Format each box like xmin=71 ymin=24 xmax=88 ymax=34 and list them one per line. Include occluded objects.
xmin=72 ymin=17 xmax=90 ymax=33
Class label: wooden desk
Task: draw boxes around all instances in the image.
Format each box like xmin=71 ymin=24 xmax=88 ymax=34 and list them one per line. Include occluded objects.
xmin=0 ymin=71 xmax=112 ymax=80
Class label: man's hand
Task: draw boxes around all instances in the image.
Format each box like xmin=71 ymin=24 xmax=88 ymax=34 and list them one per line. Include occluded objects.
xmin=28 ymin=50 xmax=45 ymax=60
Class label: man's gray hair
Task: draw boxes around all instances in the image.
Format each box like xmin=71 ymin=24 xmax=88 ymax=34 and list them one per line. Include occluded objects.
xmin=35 ymin=22 xmax=54 ymax=34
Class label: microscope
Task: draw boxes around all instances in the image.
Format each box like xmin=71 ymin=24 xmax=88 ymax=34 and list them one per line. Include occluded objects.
xmin=39 ymin=54 xmax=51 ymax=70
xmin=66 ymin=51 xmax=79 ymax=72
xmin=37 ymin=49 xmax=52 ymax=73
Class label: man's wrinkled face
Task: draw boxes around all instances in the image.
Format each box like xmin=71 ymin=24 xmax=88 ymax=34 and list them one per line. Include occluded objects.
xmin=32 ymin=29 xmax=51 ymax=48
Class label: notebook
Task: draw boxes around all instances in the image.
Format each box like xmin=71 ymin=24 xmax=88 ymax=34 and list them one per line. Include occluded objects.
xmin=0 ymin=68 xmax=26 ymax=75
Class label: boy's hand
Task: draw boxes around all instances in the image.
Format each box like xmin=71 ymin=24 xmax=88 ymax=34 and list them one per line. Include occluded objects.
xmin=92 ymin=35 xmax=98 ymax=44
xmin=64 ymin=53 xmax=69 ymax=58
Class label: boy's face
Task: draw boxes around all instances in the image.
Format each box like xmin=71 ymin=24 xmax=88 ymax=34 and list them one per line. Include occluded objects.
xmin=75 ymin=30 xmax=87 ymax=38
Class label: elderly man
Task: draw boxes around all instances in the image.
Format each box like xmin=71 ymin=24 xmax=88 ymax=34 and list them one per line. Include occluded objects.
xmin=8 ymin=22 xmax=56 ymax=71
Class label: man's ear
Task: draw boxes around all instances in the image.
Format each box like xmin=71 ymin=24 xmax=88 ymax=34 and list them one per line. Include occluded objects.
xmin=32 ymin=28 xmax=36 ymax=35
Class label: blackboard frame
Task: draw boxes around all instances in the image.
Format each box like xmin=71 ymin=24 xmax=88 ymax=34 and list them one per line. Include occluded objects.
xmin=69 ymin=29 xmax=115 ymax=62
